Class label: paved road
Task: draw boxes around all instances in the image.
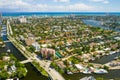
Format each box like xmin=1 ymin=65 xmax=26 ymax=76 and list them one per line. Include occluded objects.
xmin=34 ymin=55 xmax=65 ymax=80
xmin=7 ymin=20 xmax=65 ymax=80
xmin=20 ymin=58 xmax=32 ymax=64
xmin=55 ymin=54 xmax=77 ymax=62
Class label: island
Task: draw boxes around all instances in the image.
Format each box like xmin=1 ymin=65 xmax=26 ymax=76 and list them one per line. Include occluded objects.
xmin=0 ymin=53 xmax=27 ymax=79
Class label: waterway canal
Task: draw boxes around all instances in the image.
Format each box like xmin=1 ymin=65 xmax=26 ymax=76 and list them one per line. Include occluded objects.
xmin=0 ymin=24 xmax=48 ymax=80
xmin=82 ymin=19 xmax=120 ymax=32
xmin=63 ymin=19 xmax=120 ymax=80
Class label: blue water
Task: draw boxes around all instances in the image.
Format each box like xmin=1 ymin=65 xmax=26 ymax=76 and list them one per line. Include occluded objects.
xmin=83 ymin=19 xmax=120 ymax=32
xmin=1 ymin=12 xmax=120 ymax=17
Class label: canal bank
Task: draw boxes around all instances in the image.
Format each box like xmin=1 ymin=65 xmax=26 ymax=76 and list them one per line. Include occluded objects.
xmin=6 ymin=19 xmax=65 ymax=80
xmin=62 ymin=19 xmax=120 ymax=80
xmin=91 ymin=52 xmax=120 ymax=64
xmin=1 ymin=25 xmax=48 ymax=80
xmin=63 ymin=69 xmax=120 ymax=80
xmin=62 ymin=48 xmax=120 ymax=78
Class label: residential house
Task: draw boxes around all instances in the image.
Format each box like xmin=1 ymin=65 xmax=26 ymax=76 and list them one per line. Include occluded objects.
xmin=32 ymin=42 xmax=40 ymax=52
xmin=3 ymin=56 xmax=10 ymax=61
xmin=25 ymin=37 xmax=35 ymax=46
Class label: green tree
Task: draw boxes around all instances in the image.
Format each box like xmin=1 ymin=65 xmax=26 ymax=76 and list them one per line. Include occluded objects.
xmin=0 ymin=70 xmax=10 ymax=79
xmin=29 ymin=45 xmax=35 ymax=52
xmin=17 ymin=68 xmax=27 ymax=78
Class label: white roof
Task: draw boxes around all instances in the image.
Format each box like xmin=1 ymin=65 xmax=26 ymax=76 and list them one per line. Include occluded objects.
xmin=32 ymin=42 xmax=40 ymax=46
xmin=114 ymin=37 xmax=120 ymax=40
xmin=75 ymin=64 xmax=83 ymax=69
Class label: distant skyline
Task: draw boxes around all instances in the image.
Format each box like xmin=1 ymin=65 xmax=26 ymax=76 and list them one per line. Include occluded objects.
xmin=0 ymin=0 xmax=120 ymax=12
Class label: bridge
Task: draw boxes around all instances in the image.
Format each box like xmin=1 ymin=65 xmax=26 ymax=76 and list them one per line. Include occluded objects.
xmin=2 ymin=27 xmax=6 ymax=30
xmin=1 ymin=30 xmax=6 ymax=32
xmin=4 ymin=40 xmax=10 ymax=43
xmin=20 ymin=59 xmax=33 ymax=64
xmin=1 ymin=33 xmax=7 ymax=36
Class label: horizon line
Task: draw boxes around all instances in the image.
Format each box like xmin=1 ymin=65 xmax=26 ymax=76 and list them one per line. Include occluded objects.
xmin=1 ymin=12 xmax=120 ymax=13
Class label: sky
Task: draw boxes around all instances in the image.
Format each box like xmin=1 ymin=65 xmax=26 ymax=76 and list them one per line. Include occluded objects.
xmin=0 ymin=0 xmax=120 ymax=12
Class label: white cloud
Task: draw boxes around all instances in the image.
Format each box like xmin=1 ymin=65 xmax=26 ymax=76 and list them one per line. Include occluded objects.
xmin=0 ymin=0 xmax=94 ymax=12
xmin=90 ymin=0 xmax=104 ymax=2
xmin=35 ymin=3 xmax=94 ymax=12
xmin=54 ymin=0 xmax=70 ymax=2
xmin=103 ymin=0 xmax=109 ymax=4
xmin=67 ymin=3 xmax=94 ymax=11
xmin=0 ymin=0 xmax=31 ymax=11
xmin=90 ymin=0 xmax=109 ymax=4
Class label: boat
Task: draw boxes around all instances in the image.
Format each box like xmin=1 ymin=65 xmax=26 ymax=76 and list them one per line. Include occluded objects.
xmin=67 ymin=70 xmax=73 ymax=74
xmin=82 ymin=71 xmax=91 ymax=74
xmin=94 ymin=69 xmax=108 ymax=74
xmin=109 ymin=51 xmax=116 ymax=55
xmin=6 ymin=77 xmax=19 ymax=80
xmin=82 ymin=68 xmax=92 ymax=74
xmin=7 ymin=49 xmax=11 ymax=53
xmin=114 ymin=57 xmax=118 ymax=60
xmin=67 ymin=71 xmax=73 ymax=74
xmin=80 ymin=76 xmax=96 ymax=80
xmin=91 ymin=58 xmax=95 ymax=61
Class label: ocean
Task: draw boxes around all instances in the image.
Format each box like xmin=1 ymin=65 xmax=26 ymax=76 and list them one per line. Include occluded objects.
xmin=1 ymin=12 xmax=120 ymax=17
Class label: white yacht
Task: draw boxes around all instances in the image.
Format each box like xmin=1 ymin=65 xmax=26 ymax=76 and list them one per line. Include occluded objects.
xmin=7 ymin=49 xmax=11 ymax=53
xmin=80 ymin=76 xmax=96 ymax=80
xmin=94 ymin=69 xmax=108 ymax=74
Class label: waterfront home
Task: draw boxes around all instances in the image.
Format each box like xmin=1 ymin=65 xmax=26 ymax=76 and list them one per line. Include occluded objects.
xmin=6 ymin=64 xmax=17 ymax=74
xmin=11 ymin=65 xmax=16 ymax=72
xmin=3 ymin=56 xmax=10 ymax=61
xmin=0 ymin=41 xmax=3 ymax=45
